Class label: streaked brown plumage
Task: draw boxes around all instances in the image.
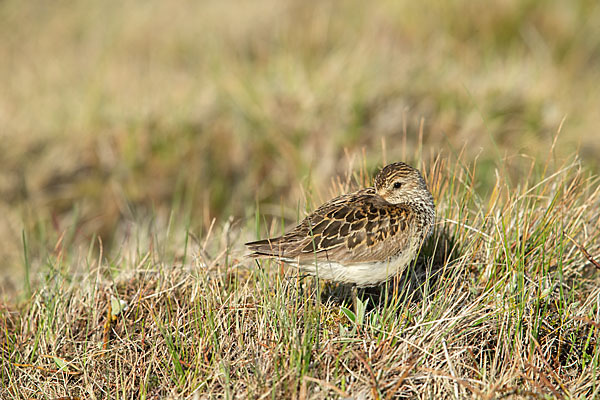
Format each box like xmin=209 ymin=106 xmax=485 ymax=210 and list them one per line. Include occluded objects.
xmin=246 ymin=162 xmax=435 ymax=287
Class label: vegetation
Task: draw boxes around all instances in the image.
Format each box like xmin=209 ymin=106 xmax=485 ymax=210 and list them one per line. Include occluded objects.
xmin=1 ymin=0 xmax=599 ymax=398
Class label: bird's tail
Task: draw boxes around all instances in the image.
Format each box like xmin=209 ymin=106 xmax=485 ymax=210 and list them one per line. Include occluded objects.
xmin=245 ymin=237 xmax=286 ymax=258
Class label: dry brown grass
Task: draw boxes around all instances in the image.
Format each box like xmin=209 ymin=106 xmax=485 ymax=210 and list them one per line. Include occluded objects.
xmin=2 ymin=152 xmax=599 ymax=399
xmin=1 ymin=0 xmax=600 ymax=286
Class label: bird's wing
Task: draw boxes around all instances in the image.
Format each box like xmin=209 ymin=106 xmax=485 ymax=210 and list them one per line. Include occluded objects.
xmin=245 ymin=188 xmax=415 ymax=263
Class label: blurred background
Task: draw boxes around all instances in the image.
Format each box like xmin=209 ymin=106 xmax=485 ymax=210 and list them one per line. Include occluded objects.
xmin=1 ymin=0 xmax=599 ymax=293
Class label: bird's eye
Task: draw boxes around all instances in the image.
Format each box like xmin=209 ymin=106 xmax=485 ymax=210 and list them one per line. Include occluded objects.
xmin=393 ymin=181 xmax=402 ymax=189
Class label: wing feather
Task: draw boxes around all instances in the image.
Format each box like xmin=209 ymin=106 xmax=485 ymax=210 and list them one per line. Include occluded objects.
xmin=245 ymin=188 xmax=415 ymax=264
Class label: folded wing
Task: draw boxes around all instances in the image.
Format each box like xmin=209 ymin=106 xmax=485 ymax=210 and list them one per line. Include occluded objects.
xmin=245 ymin=188 xmax=414 ymax=264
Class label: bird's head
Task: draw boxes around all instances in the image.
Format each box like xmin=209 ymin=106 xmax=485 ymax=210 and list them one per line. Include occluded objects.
xmin=374 ymin=162 xmax=431 ymax=205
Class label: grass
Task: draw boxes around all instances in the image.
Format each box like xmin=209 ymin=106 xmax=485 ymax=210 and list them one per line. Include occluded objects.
xmin=2 ymin=0 xmax=600 ymax=398
xmin=2 ymin=149 xmax=599 ymax=398
xmin=1 ymin=0 xmax=600 ymax=282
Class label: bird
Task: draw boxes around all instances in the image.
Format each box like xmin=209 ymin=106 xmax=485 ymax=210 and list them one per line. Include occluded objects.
xmin=246 ymin=162 xmax=435 ymax=301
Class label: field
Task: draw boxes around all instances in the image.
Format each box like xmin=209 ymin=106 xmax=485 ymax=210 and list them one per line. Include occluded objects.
xmin=1 ymin=0 xmax=600 ymax=398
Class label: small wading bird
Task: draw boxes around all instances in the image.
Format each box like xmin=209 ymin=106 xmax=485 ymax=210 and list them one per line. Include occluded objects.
xmin=246 ymin=162 xmax=435 ymax=308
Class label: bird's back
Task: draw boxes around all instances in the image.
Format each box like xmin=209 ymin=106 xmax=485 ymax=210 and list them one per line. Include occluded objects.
xmin=246 ymin=188 xmax=418 ymax=264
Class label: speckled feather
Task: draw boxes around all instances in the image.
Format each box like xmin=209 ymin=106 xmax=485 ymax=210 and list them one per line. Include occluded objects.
xmin=246 ymin=162 xmax=435 ymax=286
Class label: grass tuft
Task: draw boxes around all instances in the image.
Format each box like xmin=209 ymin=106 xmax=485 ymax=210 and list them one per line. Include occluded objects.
xmin=2 ymin=153 xmax=599 ymax=398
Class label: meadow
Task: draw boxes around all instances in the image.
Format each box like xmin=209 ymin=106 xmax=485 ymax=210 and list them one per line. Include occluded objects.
xmin=1 ymin=0 xmax=600 ymax=398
